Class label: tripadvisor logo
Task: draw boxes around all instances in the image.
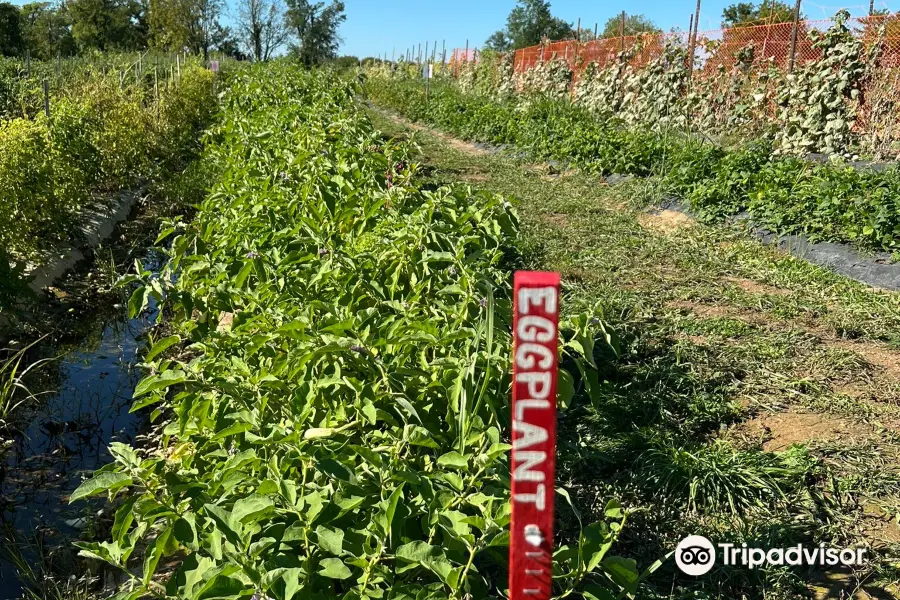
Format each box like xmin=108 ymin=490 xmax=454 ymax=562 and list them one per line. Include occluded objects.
xmin=675 ymin=535 xmax=867 ymax=576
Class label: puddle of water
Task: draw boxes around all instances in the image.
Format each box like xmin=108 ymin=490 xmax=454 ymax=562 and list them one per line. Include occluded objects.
xmin=0 ymin=267 xmax=160 ymax=598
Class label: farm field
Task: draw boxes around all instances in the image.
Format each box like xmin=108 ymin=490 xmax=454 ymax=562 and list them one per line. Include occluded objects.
xmin=364 ymin=106 xmax=900 ymax=597
xmin=6 ymin=8 xmax=900 ymax=597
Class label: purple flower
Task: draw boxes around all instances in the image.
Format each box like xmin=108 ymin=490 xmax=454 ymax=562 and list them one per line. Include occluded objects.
xmin=590 ymin=317 xmax=600 ymax=325
xmin=246 ymin=251 xmax=259 ymax=259
xmin=350 ymin=344 xmax=366 ymax=354
xmin=479 ymin=297 xmax=487 ymax=307
xmin=449 ymin=267 xmax=457 ymax=275
xmin=318 ymin=247 xmax=330 ymax=256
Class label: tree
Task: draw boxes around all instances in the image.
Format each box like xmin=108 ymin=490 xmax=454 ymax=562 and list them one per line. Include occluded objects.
xmin=599 ymin=13 xmax=661 ymax=38
xmin=484 ymin=0 xmax=572 ymax=51
xmin=285 ymin=0 xmax=344 ymax=65
xmin=722 ymin=1 xmax=798 ymax=27
xmin=65 ymin=0 xmax=146 ymax=51
xmin=148 ymin=0 xmax=223 ymax=58
xmin=213 ymin=25 xmax=246 ymax=59
xmin=20 ymin=2 xmax=76 ymax=59
xmin=0 ymin=2 xmax=23 ymax=56
xmin=236 ymin=0 xmax=289 ymax=61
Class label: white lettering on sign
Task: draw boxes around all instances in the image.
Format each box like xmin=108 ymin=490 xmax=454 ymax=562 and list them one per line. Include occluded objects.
xmin=516 ymin=343 xmax=554 ymax=369
xmin=513 ymin=420 xmax=548 ymax=450
xmin=514 ymin=451 xmax=548 ymax=481
xmin=516 ymin=372 xmax=552 ymax=399
xmin=517 ymin=315 xmax=555 ymax=342
xmin=511 ymin=288 xmax=557 ymax=512
xmin=518 ymin=287 xmax=558 ymax=313
xmin=514 ymin=483 xmax=547 ymax=509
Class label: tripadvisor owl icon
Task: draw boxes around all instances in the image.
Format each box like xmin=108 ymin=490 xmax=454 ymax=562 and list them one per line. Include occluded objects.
xmin=675 ymin=535 xmax=716 ymax=576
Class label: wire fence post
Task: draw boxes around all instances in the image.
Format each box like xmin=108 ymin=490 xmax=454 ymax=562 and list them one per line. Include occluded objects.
xmin=577 ymin=17 xmax=581 ymax=42
xmin=154 ymin=67 xmax=159 ymax=122
xmin=788 ymin=0 xmax=801 ymax=73
xmin=42 ymin=79 xmax=50 ymax=119
xmin=620 ymin=11 xmax=626 ymax=52
xmin=442 ymin=40 xmax=446 ymax=67
xmin=465 ymin=39 xmax=469 ymax=65
xmin=688 ymin=0 xmax=701 ymax=78
xmin=869 ymin=0 xmax=874 ymax=15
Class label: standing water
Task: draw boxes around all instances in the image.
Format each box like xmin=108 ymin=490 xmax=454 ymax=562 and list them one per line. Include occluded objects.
xmin=0 ymin=259 xmax=161 ymax=599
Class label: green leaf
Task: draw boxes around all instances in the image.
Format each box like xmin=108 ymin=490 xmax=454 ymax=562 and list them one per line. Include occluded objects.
xmin=437 ymin=451 xmax=468 ymax=469
xmin=558 ymin=367 xmax=575 ymax=411
xmin=232 ymin=495 xmax=274 ymax=524
xmin=127 ymin=286 xmax=149 ymax=319
xmin=318 ymin=557 xmax=352 ymax=579
xmin=316 ymin=525 xmax=344 ymax=555
xmin=174 ymin=514 xmax=198 ymax=549
xmin=133 ymin=370 xmax=186 ymax=398
xmin=145 ymin=335 xmax=180 ymax=362
xmin=143 ymin=527 xmax=172 ymax=585
xmin=69 ymin=472 xmax=132 ymax=503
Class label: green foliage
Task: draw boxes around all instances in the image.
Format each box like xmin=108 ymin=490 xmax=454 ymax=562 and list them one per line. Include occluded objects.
xmin=285 ymin=0 xmax=345 ymax=65
xmin=19 ymin=2 xmax=77 ymax=60
xmin=73 ymin=64 xmax=638 ymax=600
xmin=774 ymin=10 xmax=875 ymax=158
xmin=0 ymin=1 xmax=23 ymax=57
xmin=67 ymin=0 xmax=146 ymax=52
xmin=485 ymin=0 xmax=573 ymax=51
xmin=0 ymin=61 xmax=216 ymax=298
xmin=599 ymin=13 xmax=660 ymax=38
xmin=722 ymin=0 xmax=798 ymax=27
xmin=366 ymin=66 xmax=900 ymax=251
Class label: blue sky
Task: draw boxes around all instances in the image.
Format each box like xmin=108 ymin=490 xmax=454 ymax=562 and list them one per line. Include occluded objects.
xmin=336 ymin=0 xmax=891 ymax=59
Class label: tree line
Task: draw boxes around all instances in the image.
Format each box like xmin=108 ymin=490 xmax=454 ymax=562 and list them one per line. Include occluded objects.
xmin=0 ymin=0 xmax=345 ymax=63
xmin=484 ymin=0 xmax=805 ymax=51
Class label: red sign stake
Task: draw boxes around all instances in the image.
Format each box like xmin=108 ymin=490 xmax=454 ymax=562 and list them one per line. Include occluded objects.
xmin=510 ymin=271 xmax=560 ymax=600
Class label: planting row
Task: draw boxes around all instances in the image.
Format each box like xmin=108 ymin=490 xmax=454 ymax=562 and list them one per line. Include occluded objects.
xmin=416 ymin=11 xmax=893 ymax=160
xmin=71 ymin=65 xmax=638 ymax=599
xmin=365 ymin=72 xmax=900 ymax=252
xmin=0 ymin=60 xmax=217 ymax=307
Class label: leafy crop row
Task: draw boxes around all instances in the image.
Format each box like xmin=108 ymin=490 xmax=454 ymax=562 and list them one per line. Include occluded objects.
xmin=72 ymin=65 xmax=643 ymax=599
xmin=430 ymin=11 xmax=885 ymax=160
xmin=0 ymin=61 xmax=216 ymax=284
xmin=365 ymin=73 xmax=900 ymax=251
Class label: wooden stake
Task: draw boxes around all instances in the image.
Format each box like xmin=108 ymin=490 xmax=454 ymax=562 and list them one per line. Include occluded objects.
xmin=42 ymin=80 xmax=49 ymax=118
xmin=154 ymin=67 xmax=159 ymax=121
xmin=620 ymin=11 xmax=626 ymax=51
xmin=577 ymin=17 xmax=581 ymax=42
xmin=788 ymin=0 xmax=801 ymax=73
xmin=465 ymin=39 xmax=469 ymax=63
xmin=688 ymin=0 xmax=701 ymax=76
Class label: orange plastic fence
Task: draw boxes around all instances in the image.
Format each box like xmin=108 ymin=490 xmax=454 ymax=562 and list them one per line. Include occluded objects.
xmin=448 ymin=15 xmax=900 ymax=75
